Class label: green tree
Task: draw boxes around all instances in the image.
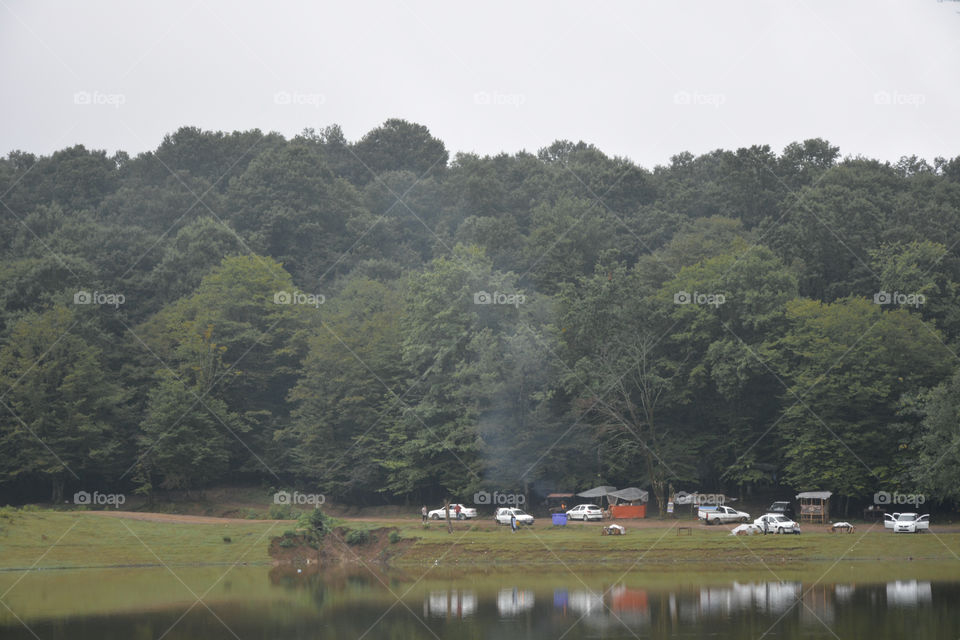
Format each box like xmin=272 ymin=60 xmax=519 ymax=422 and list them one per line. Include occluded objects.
xmin=0 ymin=306 xmax=123 ymax=501
xmin=911 ymin=369 xmax=960 ymax=503
xmin=774 ymin=297 xmax=951 ymax=501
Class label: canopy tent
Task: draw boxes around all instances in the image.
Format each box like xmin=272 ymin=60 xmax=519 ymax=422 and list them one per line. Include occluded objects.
xmin=577 ymin=486 xmax=617 ymax=498
xmin=608 ymin=487 xmax=649 ymax=503
xmin=577 ymin=486 xmax=617 ymax=507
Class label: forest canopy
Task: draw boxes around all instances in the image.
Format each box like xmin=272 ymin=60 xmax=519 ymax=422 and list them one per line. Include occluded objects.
xmin=2 ymin=120 xmax=960 ymax=513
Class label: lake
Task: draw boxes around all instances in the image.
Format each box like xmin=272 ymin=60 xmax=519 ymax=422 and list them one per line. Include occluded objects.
xmin=1 ymin=564 xmax=958 ymax=639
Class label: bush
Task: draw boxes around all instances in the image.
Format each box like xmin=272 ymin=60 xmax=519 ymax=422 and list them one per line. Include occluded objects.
xmin=388 ymin=531 xmax=401 ymax=544
xmin=345 ymin=529 xmax=370 ymax=546
xmin=277 ymin=537 xmax=296 ymax=548
xmin=222 ymin=536 xmax=232 ymax=543
xmin=269 ymin=503 xmax=296 ymax=520
xmin=297 ymin=508 xmax=333 ymax=543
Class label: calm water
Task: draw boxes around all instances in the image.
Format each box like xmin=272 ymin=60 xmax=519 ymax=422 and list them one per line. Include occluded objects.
xmin=1 ymin=565 xmax=958 ymax=639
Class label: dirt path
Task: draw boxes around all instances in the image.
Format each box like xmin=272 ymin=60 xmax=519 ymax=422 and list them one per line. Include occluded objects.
xmin=86 ymin=511 xmax=288 ymax=525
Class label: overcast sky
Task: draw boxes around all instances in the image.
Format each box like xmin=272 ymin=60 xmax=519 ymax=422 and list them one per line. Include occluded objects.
xmin=1 ymin=0 xmax=958 ymax=168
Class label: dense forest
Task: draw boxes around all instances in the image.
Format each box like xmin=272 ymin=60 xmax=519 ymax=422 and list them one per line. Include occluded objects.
xmin=2 ymin=119 xmax=960 ymax=515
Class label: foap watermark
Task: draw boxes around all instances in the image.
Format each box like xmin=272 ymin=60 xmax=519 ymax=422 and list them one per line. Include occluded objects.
xmin=274 ymin=90 xmax=325 ymax=108
xmin=473 ymin=290 xmax=525 ymax=308
xmin=73 ymin=90 xmax=126 ymax=108
xmin=673 ymin=90 xmax=726 ymax=108
xmin=874 ymin=490 xmax=925 ymax=506
xmin=675 ymin=491 xmax=725 ymax=506
xmin=74 ymin=290 xmax=125 ymax=308
xmin=873 ymin=290 xmax=925 ymax=308
xmin=674 ymin=290 xmax=725 ymax=308
xmin=73 ymin=490 xmax=126 ymax=507
xmin=274 ymin=490 xmax=325 ymax=506
xmin=473 ymin=490 xmax=525 ymax=506
xmin=874 ymin=90 xmax=926 ymax=108
xmin=473 ymin=90 xmax=526 ymax=108
xmin=274 ymin=290 xmax=325 ymax=308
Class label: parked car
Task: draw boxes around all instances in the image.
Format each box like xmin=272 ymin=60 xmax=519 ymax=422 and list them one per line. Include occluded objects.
xmin=754 ymin=513 xmax=801 ymax=534
xmin=767 ymin=501 xmax=796 ymax=520
xmin=566 ymin=504 xmax=603 ymax=521
xmin=494 ymin=507 xmax=534 ymax=526
xmin=427 ymin=504 xmax=478 ymax=520
xmin=884 ymin=512 xmax=930 ymax=533
xmin=698 ymin=505 xmax=750 ymax=524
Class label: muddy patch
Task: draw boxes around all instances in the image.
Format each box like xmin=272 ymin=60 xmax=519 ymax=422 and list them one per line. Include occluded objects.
xmin=269 ymin=526 xmax=415 ymax=567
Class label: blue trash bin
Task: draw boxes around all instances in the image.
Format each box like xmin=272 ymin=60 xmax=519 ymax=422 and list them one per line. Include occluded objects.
xmin=552 ymin=513 xmax=568 ymax=526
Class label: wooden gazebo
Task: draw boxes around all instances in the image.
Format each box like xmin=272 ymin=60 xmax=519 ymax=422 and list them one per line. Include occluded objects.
xmin=796 ymin=491 xmax=832 ymax=524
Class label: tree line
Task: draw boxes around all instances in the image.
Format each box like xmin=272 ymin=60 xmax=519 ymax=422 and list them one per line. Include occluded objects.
xmin=1 ymin=120 xmax=960 ymax=515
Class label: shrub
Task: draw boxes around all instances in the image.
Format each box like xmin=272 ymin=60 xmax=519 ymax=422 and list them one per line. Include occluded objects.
xmin=345 ymin=529 xmax=370 ymax=546
xmin=269 ymin=503 xmax=295 ymax=520
xmin=222 ymin=536 xmax=232 ymax=543
xmin=388 ymin=531 xmax=401 ymax=544
xmin=297 ymin=508 xmax=333 ymax=543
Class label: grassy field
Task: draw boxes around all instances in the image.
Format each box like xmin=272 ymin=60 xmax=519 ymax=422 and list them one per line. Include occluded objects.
xmin=375 ymin=518 xmax=960 ymax=568
xmin=0 ymin=509 xmax=279 ymax=570
xmin=2 ymin=509 xmax=959 ymax=625
xmin=2 ymin=509 xmax=959 ymax=573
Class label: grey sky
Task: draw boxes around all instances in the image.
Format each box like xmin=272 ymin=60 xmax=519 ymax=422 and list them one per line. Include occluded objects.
xmin=2 ymin=0 xmax=957 ymax=167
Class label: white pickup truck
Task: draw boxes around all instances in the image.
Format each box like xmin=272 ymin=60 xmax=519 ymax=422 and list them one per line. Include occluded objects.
xmin=698 ymin=505 xmax=750 ymax=525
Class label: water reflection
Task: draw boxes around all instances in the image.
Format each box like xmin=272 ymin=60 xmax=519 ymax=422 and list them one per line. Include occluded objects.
xmin=424 ymin=590 xmax=477 ymax=618
xmin=497 ymin=587 xmax=534 ymax=615
xmin=886 ymin=580 xmax=932 ymax=606
xmin=1 ymin=568 xmax=958 ymax=640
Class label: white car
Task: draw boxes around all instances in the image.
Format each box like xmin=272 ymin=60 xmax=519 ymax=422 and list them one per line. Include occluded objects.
xmin=698 ymin=505 xmax=751 ymax=524
xmin=494 ymin=508 xmax=534 ymax=526
xmin=566 ymin=504 xmax=603 ymax=521
xmin=884 ymin=512 xmax=929 ymax=533
xmin=754 ymin=513 xmax=801 ymax=534
xmin=427 ymin=504 xmax=478 ymax=520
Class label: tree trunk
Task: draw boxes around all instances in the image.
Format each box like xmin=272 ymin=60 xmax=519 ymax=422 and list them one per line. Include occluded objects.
xmin=444 ymin=499 xmax=452 ymax=534
xmin=51 ymin=476 xmax=64 ymax=504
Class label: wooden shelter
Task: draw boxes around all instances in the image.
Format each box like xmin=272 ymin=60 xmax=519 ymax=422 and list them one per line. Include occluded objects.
xmin=796 ymin=491 xmax=832 ymax=524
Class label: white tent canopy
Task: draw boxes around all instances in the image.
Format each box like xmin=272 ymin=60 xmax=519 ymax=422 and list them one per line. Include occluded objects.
xmin=577 ymin=486 xmax=617 ymax=498
xmin=608 ymin=487 xmax=649 ymax=503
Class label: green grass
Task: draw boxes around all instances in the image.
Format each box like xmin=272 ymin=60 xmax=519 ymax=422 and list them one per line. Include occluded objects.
xmin=0 ymin=510 xmax=281 ymax=570
xmin=1 ymin=511 xmax=958 ymax=625
xmin=355 ymin=518 xmax=960 ymax=569
xmin=2 ymin=510 xmax=958 ymax=574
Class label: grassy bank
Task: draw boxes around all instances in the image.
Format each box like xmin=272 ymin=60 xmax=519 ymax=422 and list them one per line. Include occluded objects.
xmin=0 ymin=509 xmax=278 ymax=570
xmin=2 ymin=510 xmax=959 ymax=573
xmin=372 ymin=519 xmax=960 ymax=569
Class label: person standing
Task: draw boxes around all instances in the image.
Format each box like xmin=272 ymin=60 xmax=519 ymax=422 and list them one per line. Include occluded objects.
xmin=510 ymin=512 xmax=518 ymax=533
xmin=454 ymin=503 xmax=462 ymax=519
xmin=421 ymin=505 xmax=427 ymax=523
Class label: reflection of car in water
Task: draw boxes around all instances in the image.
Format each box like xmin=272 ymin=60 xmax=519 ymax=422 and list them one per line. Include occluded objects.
xmin=496 ymin=587 xmax=534 ymax=615
xmin=697 ymin=582 xmax=801 ymax=617
xmin=424 ymin=590 xmax=477 ymax=618
xmin=886 ymin=580 xmax=932 ymax=606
